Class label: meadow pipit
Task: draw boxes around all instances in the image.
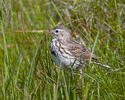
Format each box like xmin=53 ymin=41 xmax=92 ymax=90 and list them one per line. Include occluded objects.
xmin=46 ymin=25 xmax=110 ymax=70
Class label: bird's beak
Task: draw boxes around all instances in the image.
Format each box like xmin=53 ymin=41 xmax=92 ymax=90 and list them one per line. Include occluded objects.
xmin=44 ymin=30 xmax=52 ymax=33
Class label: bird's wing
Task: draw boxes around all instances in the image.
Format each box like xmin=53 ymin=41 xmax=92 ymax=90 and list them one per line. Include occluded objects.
xmin=63 ymin=38 xmax=111 ymax=69
xmin=66 ymin=38 xmax=96 ymax=61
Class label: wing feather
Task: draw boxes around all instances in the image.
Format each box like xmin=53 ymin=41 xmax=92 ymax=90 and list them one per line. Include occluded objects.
xmin=66 ymin=38 xmax=96 ymax=60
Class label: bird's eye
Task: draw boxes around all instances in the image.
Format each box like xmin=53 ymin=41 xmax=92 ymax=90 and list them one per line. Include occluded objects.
xmin=55 ymin=30 xmax=58 ymax=33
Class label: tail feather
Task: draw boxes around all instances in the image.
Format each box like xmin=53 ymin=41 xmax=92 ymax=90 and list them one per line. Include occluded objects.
xmin=93 ymin=61 xmax=111 ymax=69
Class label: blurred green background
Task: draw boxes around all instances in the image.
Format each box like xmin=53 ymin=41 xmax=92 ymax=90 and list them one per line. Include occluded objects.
xmin=0 ymin=0 xmax=125 ymax=99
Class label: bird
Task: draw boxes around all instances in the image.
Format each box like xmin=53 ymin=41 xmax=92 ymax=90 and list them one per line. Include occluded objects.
xmin=45 ymin=25 xmax=110 ymax=70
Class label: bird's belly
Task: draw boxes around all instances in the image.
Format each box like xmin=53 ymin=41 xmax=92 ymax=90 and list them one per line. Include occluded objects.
xmin=51 ymin=53 xmax=74 ymax=66
xmin=51 ymin=51 xmax=81 ymax=69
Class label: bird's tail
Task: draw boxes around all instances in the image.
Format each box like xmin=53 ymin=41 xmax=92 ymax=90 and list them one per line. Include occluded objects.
xmin=93 ymin=61 xmax=111 ymax=69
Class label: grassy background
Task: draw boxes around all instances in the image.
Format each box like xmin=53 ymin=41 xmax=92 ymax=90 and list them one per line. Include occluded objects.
xmin=0 ymin=0 xmax=125 ymax=99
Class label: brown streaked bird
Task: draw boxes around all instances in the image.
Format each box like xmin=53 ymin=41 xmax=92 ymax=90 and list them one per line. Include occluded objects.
xmin=46 ymin=25 xmax=110 ymax=70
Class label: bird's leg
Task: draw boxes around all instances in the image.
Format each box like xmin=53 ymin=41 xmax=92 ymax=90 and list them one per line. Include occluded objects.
xmin=78 ymin=69 xmax=85 ymax=100
xmin=79 ymin=69 xmax=83 ymax=80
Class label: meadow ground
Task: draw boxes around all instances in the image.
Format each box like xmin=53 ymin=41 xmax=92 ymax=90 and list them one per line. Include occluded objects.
xmin=0 ymin=0 xmax=125 ymax=100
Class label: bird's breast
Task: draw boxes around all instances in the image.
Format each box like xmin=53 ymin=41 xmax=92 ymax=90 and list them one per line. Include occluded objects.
xmin=49 ymin=38 xmax=83 ymax=69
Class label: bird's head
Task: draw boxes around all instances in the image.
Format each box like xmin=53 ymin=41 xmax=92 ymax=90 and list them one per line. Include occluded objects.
xmin=46 ymin=25 xmax=71 ymax=40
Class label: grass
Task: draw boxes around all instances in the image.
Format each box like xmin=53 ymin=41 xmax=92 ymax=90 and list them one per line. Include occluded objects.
xmin=0 ymin=0 xmax=125 ymax=99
